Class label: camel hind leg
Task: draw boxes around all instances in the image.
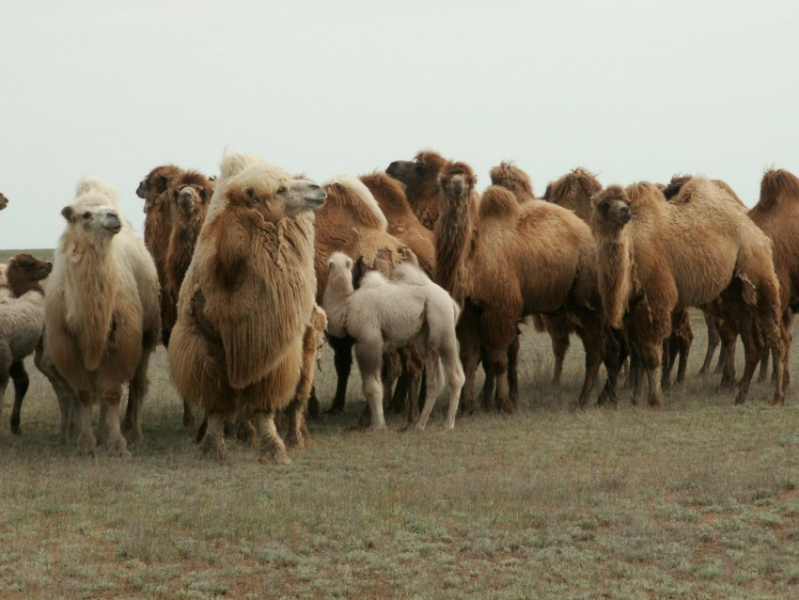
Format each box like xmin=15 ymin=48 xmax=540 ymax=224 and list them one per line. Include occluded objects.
xmin=355 ymin=339 xmax=387 ymax=430
xmin=699 ymin=311 xmax=720 ymax=375
xmin=415 ymin=353 xmax=444 ymax=430
xmin=100 ymin=386 xmax=130 ymax=457
xmin=253 ymin=410 xmax=291 ymax=465
xmin=573 ymin=317 xmax=603 ymax=409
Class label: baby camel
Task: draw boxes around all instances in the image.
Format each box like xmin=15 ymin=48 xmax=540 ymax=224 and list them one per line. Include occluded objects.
xmin=323 ymin=252 xmax=464 ymax=430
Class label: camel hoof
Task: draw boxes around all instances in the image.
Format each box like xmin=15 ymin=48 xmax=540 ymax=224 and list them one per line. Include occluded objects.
xmin=770 ymin=399 xmax=785 ymax=407
xmin=260 ymin=452 xmax=292 ymax=466
xmin=325 ymin=404 xmax=345 ymax=415
xmin=285 ymin=436 xmax=305 ymax=451
xmin=199 ymin=439 xmax=228 ymax=461
xmin=182 ymin=414 xmax=196 ymax=428
xmin=10 ymin=424 xmax=20 ymax=436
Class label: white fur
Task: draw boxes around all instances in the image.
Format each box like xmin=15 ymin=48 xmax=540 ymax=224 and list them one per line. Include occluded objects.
xmin=322 ymin=252 xmax=464 ymax=430
xmin=323 ymin=174 xmax=389 ymax=231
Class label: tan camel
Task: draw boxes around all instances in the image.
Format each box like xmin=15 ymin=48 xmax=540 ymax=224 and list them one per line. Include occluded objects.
xmin=386 ymin=150 xmax=449 ymax=230
xmin=591 ymin=179 xmax=786 ymax=408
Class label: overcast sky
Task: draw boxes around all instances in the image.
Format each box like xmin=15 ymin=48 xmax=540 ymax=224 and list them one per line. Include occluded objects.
xmin=1 ymin=0 xmax=797 ymax=249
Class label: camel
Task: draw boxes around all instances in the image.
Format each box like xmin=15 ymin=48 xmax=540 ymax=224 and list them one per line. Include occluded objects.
xmin=162 ymin=170 xmax=214 ymax=428
xmin=746 ymin=168 xmax=799 ymax=384
xmin=168 ymin=152 xmax=326 ymax=463
xmin=46 ymin=177 xmax=161 ymax=455
xmin=0 ymin=193 xmax=8 ymax=210
xmin=435 ymin=161 xmax=620 ymax=413
xmin=136 ymin=164 xmax=183 ymax=346
xmin=324 ymin=252 xmax=464 ymax=430
xmin=0 ymin=254 xmax=52 ymax=434
xmin=543 ymin=168 xmax=602 ymax=223
xmin=386 ymin=150 xmax=449 ymax=230
xmin=590 ymin=179 xmax=786 ymax=408
xmin=313 ymin=174 xmax=414 ymax=416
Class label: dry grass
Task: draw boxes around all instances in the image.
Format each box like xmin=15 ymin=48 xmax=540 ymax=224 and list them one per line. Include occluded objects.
xmin=1 ymin=249 xmax=799 ymax=598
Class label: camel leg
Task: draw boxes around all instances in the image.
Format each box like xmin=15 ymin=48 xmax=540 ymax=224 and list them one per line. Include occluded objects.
xmin=483 ymin=344 xmax=513 ymax=414
xmin=716 ymin=321 xmax=738 ymax=391
xmin=199 ymin=412 xmax=227 ymax=459
xmin=507 ymin=334 xmax=520 ymax=408
xmin=574 ymin=321 xmax=603 ymax=409
xmin=734 ymin=318 xmax=762 ymax=405
xmin=100 ymin=387 xmax=130 ymax=457
xmin=381 ymin=350 xmax=402 ymax=414
xmin=457 ymin=309 xmax=482 ymax=415
xmin=356 ymin=339 xmax=386 ymax=430
xmin=641 ymin=342 xmax=664 ymax=409
xmin=253 ymin=410 xmax=291 ymax=465
xmin=478 ymin=351 xmax=496 ymax=412
xmin=326 ymin=335 xmax=354 ymax=414
xmin=124 ymin=350 xmax=152 ymax=446
xmin=416 ymin=354 xmax=444 ymax=430
xmin=597 ymin=327 xmax=627 ymax=406
xmin=548 ymin=321 xmax=570 ymax=386
xmin=75 ymin=391 xmax=97 ymax=456
xmin=35 ymin=341 xmax=78 ymax=443
xmin=699 ymin=312 xmax=720 ymax=375
xmin=8 ymin=361 xmax=29 ymax=435
xmin=443 ymin=346 xmax=466 ymax=429
xmin=660 ymin=337 xmax=675 ymax=391
xmin=675 ymin=335 xmax=691 ymax=387
xmin=404 ymin=369 xmax=423 ymax=428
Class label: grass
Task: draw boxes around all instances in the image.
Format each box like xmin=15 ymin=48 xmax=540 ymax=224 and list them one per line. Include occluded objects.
xmin=2 ymin=248 xmax=799 ymax=598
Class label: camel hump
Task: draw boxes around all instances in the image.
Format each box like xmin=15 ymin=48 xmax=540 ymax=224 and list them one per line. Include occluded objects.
xmin=759 ymin=169 xmax=799 ymax=209
xmin=323 ymin=174 xmax=388 ymax=231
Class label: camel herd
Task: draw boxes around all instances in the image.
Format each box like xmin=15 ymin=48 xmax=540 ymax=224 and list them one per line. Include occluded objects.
xmin=0 ymin=151 xmax=798 ymax=463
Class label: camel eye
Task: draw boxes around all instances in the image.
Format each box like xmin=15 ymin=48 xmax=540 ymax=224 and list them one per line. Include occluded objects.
xmin=599 ymin=202 xmax=609 ymax=212
xmin=277 ymin=186 xmax=287 ymax=195
xmin=81 ymin=211 xmax=92 ymax=220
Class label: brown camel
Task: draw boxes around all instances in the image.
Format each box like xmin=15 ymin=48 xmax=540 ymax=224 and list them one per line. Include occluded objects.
xmin=386 ymin=150 xmax=449 ymax=230
xmin=164 ymin=170 xmax=214 ymax=427
xmin=435 ymin=161 xmax=620 ymax=412
xmin=0 ymin=193 xmax=8 ymax=210
xmin=489 ymin=162 xmax=535 ymax=203
xmin=591 ymin=179 xmax=786 ymax=408
xmin=747 ymin=168 xmax=799 ymax=385
xmin=137 ymin=164 xmax=183 ymax=346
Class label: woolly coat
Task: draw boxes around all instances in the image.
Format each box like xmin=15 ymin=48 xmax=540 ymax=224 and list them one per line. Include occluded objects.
xmin=168 ymin=154 xmax=318 ymax=415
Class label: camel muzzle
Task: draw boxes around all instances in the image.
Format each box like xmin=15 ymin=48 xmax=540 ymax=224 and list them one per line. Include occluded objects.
xmin=618 ymin=206 xmax=631 ymax=224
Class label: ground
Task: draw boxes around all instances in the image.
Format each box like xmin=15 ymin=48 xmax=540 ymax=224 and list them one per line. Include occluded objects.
xmin=0 ymin=248 xmax=798 ymax=599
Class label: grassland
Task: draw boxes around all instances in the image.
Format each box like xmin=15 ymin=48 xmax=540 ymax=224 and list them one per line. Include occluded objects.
xmin=1 ymin=248 xmax=798 ymax=599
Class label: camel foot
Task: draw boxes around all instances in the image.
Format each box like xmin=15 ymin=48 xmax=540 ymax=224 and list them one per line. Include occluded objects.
xmin=75 ymin=432 xmax=97 ymax=457
xmin=199 ymin=436 xmax=228 ymax=461
xmin=259 ymin=448 xmax=292 ymax=465
xmin=284 ymin=434 xmax=305 ymax=451
xmin=325 ymin=403 xmax=345 ymax=415
xmin=770 ymin=398 xmax=785 ymax=407
xmin=126 ymin=429 xmax=144 ymax=447
xmin=106 ymin=434 xmax=131 ymax=458
xmin=182 ymin=412 xmax=196 ymax=428
xmin=10 ymin=422 xmax=20 ymax=436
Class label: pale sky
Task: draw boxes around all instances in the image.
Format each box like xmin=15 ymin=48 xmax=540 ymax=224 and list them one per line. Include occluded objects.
xmin=1 ymin=0 xmax=797 ymax=250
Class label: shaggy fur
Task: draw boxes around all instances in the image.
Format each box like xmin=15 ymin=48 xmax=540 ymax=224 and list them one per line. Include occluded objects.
xmin=137 ymin=164 xmax=183 ymax=346
xmin=436 ymin=161 xmax=618 ymax=412
xmin=168 ymin=152 xmax=325 ymax=463
xmin=360 ymin=171 xmax=436 ymax=275
xmin=386 ymin=150 xmax=450 ymax=230
xmin=323 ymin=252 xmax=464 ymax=430
xmin=591 ymin=179 xmax=786 ymax=407
xmin=46 ymin=177 xmax=160 ymax=456
xmin=490 ymin=161 xmax=535 ymax=203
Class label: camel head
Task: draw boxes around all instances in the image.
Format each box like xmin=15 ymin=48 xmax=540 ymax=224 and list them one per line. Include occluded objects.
xmin=136 ymin=165 xmax=182 ymax=208
xmin=327 ymin=251 xmax=354 ymax=275
xmin=173 ymin=183 xmax=210 ymax=220
xmin=0 ymin=193 xmax=8 ymax=210
xmin=591 ymin=185 xmax=631 ymax=234
xmin=438 ymin=162 xmax=477 ymax=202
xmin=226 ymin=164 xmax=326 ymax=222
xmin=7 ymin=253 xmax=52 ymax=284
xmin=61 ymin=203 xmax=122 ymax=246
xmin=386 ymin=150 xmax=448 ymax=189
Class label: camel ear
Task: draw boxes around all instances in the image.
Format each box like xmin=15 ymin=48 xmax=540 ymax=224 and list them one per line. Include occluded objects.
xmin=61 ymin=206 xmax=75 ymax=222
